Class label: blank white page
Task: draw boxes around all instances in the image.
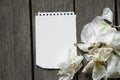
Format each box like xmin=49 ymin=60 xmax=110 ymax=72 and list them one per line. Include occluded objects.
xmin=35 ymin=12 xmax=76 ymax=69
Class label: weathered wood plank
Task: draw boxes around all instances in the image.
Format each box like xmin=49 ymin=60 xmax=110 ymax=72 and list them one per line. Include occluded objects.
xmin=0 ymin=0 xmax=32 ymax=80
xmin=116 ymin=0 xmax=120 ymax=25
xmin=31 ymin=0 xmax=75 ymax=80
xmin=115 ymin=0 xmax=120 ymax=79
xmin=75 ymin=0 xmax=114 ymax=80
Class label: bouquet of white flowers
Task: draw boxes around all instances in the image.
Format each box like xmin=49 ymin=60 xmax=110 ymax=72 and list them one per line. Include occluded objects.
xmin=58 ymin=8 xmax=120 ymax=80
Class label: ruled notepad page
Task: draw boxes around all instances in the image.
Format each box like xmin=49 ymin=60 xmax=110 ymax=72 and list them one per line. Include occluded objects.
xmin=35 ymin=12 xmax=76 ymax=69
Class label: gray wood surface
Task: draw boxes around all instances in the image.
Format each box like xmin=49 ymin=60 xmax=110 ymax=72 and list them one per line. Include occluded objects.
xmin=31 ymin=0 xmax=75 ymax=80
xmin=0 ymin=0 xmax=120 ymax=80
xmin=117 ymin=0 xmax=120 ymax=25
xmin=115 ymin=1 xmax=120 ymax=80
xmin=115 ymin=2 xmax=120 ymax=79
xmin=0 ymin=0 xmax=32 ymax=80
xmin=75 ymin=0 xmax=114 ymax=80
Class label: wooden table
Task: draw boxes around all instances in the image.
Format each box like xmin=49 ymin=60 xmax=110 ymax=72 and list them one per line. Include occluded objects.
xmin=0 ymin=0 xmax=119 ymax=80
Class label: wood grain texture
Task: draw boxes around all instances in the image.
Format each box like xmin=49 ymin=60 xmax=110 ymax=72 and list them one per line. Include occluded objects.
xmin=0 ymin=0 xmax=32 ymax=80
xmin=115 ymin=1 xmax=120 ymax=79
xmin=116 ymin=0 xmax=120 ymax=25
xmin=0 ymin=0 xmax=117 ymax=80
xmin=75 ymin=0 xmax=114 ymax=80
xmin=31 ymin=0 xmax=75 ymax=80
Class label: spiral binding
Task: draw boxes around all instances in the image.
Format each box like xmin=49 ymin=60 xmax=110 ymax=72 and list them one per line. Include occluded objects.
xmin=36 ymin=12 xmax=75 ymax=16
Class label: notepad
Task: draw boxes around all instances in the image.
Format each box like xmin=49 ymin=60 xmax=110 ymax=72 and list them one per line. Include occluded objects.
xmin=35 ymin=12 xmax=76 ymax=69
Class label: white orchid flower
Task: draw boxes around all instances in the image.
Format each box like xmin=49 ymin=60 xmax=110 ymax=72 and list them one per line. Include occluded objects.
xmin=76 ymin=8 xmax=120 ymax=79
xmin=106 ymin=54 xmax=120 ymax=78
xmin=82 ymin=48 xmax=113 ymax=80
xmin=80 ymin=8 xmax=116 ymax=45
xmin=57 ymin=49 xmax=84 ymax=80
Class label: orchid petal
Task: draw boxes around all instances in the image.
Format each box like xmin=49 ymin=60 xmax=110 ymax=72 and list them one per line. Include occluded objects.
xmin=102 ymin=8 xmax=113 ymax=22
xmin=84 ymin=54 xmax=93 ymax=61
xmin=82 ymin=60 xmax=94 ymax=73
xmin=96 ymin=48 xmax=113 ymax=61
xmin=76 ymin=43 xmax=91 ymax=52
xmin=92 ymin=63 xmax=106 ymax=80
xmin=58 ymin=51 xmax=84 ymax=80
xmin=106 ymin=54 xmax=120 ymax=78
